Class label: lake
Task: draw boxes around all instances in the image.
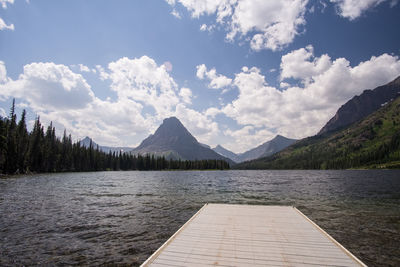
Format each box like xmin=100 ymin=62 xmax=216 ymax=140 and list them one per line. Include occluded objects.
xmin=0 ymin=170 xmax=399 ymax=266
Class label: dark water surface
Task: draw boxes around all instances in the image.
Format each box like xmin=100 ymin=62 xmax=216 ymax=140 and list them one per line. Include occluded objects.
xmin=0 ymin=170 xmax=399 ymax=266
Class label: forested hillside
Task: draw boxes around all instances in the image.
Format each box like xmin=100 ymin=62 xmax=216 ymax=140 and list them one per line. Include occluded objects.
xmin=236 ymin=96 xmax=400 ymax=169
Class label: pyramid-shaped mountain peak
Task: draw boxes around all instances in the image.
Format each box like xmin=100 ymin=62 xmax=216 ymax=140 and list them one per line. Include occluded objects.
xmin=131 ymin=117 xmax=233 ymax=164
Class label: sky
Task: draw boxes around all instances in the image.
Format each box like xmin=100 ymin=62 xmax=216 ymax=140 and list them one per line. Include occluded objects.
xmin=0 ymin=0 xmax=400 ymax=153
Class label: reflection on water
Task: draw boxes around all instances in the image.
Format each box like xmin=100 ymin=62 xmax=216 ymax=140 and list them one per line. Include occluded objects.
xmin=0 ymin=170 xmax=399 ymax=266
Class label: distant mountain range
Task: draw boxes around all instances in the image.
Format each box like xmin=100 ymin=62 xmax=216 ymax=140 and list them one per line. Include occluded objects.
xmin=130 ymin=117 xmax=234 ymax=164
xmin=212 ymin=135 xmax=297 ymax=163
xmin=319 ymin=76 xmax=400 ymax=135
xmin=80 ymin=121 xmax=296 ymax=165
xmin=235 ymin=78 xmax=400 ymax=169
xmin=80 ymin=137 xmax=133 ymax=154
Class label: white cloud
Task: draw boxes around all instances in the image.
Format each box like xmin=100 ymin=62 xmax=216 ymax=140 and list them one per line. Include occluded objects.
xmin=36 ymin=97 xmax=151 ymax=147
xmin=280 ymin=82 xmax=290 ymax=88
xmin=171 ymin=9 xmax=182 ymax=19
xmin=199 ymin=23 xmax=215 ymax=32
xmin=0 ymin=0 xmax=15 ymax=31
xmin=196 ymin=64 xmax=232 ymax=89
xmin=0 ymin=17 xmax=14 ymax=31
xmin=205 ymin=107 xmax=221 ymax=118
xmin=105 ymin=56 xmax=180 ymax=119
xmin=196 ymin=63 xmax=207 ymax=79
xmin=224 ymin=126 xmax=275 ymax=153
xmin=167 ymin=0 xmax=309 ymax=51
xmin=330 ymin=0 xmax=397 ymax=20
xmin=179 ymin=87 xmax=192 ymax=104
xmin=174 ymin=103 xmax=219 ymax=144
xmin=169 ymin=0 xmax=232 ymax=18
xmin=0 ymin=0 xmax=13 ymax=9
xmin=95 ymin=65 xmax=109 ymax=80
xmin=215 ymin=47 xmax=400 ymax=145
xmin=0 ymin=61 xmax=8 ymax=83
xmin=280 ymin=45 xmax=331 ymax=83
xmin=78 ymin=64 xmax=90 ymax=73
xmin=0 ymin=62 xmax=95 ymax=111
xmin=233 ymin=0 xmax=309 ymax=51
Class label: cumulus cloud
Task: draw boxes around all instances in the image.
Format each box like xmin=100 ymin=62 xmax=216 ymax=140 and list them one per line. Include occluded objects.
xmin=105 ymin=56 xmax=180 ymax=118
xmin=280 ymin=45 xmax=331 ymax=83
xmin=0 ymin=62 xmax=95 ymax=111
xmin=179 ymin=87 xmax=192 ymax=104
xmin=196 ymin=64 xmax=232 ymax=89
xmin=330 ymin=0 xmax=397 ymax=20
xmin=0 ymin=61 xmax=8 ymax=83
xmin=166 ymin=0 xmax=309 ymax=51
xmin=0 ymin=17 xmax=14 ymax=31
xmin=213 ymin=47 xmax=400 ymax=144
xmin=233 ymin=0 xmax=309 ymax=51
xmin=95 ymin=65 xmax=109 ymax=80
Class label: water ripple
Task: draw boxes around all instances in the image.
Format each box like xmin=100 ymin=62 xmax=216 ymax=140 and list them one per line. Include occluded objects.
xmin=0 ymin=170 xmax=399 ymax=266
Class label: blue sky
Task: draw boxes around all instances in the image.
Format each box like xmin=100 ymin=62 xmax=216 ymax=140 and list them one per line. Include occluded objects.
xmin=0 ymin=0 xmax=400 ymax=152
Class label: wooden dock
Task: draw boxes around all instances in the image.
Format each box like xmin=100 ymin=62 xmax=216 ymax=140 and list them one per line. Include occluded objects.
xmin=141 ymin=204 xmax=366 ymax=267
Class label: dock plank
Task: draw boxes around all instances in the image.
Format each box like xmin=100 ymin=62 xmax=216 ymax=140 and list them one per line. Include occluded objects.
xmin=141 ymin=204 xmax=365 ymax=267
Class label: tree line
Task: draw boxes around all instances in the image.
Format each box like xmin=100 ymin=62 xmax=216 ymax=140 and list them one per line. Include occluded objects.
xmin=0 ymin=100 xmax=230 ymax=174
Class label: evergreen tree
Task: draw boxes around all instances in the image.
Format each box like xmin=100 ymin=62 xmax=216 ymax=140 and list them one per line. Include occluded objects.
xmin=16 ymin=110 xmax=29 ymax=173
xmin=5 ymin=99 xmax=18 ymax=173
xmin=31 ymin=116 xmax=45 ymax=171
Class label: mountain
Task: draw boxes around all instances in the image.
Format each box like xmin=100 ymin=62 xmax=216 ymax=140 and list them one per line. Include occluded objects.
xmin=212 ymin=145 xmax=240 ymax=163
xmin=80 ymin=137 xmax=133 ymax=154
xmin=235 ymin=96 xmax=400 ymax=169
xmin=213 ymin=135 xmax=297 ymax=163
xmin=237 ymin=135 xmax=297 ymax=162
xmin=130 ymin=117 xmax=234 ymax=164
xmin=319 ymin=76 xmax=400 ymax=135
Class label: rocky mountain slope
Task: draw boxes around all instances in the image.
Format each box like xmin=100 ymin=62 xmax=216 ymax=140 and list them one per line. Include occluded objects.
xmin=319 ymin=76 xmax=400 ymax=135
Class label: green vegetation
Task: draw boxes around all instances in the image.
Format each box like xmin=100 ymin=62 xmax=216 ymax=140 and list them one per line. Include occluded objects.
xmin=0 ymin=100 xmax=230 ymax=174
xmin=235 ymin=96 xmax=400 ymax=169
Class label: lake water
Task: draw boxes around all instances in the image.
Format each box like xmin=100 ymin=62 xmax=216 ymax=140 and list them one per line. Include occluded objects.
xmin=0 ymin=170 xmax=399 ymax=266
